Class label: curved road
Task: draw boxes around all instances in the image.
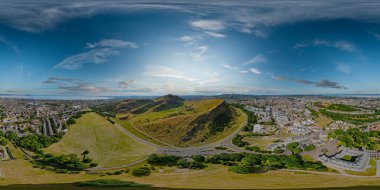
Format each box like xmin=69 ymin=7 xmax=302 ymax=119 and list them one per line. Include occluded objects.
xmin=86 ymin=109 xmax=248 ymax=171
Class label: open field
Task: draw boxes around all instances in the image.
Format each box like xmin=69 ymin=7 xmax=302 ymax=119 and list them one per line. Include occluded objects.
xmin=345 ymin=167 xmax=376 ymax=176
xmin=315 ymin=114 xmax=333 ymax=128
xmin=243 ymin=136 xmax=278 ymax=149
xmin=1 ymin=157 xmax=380 ymax=189
xmin=1 ymin=184 xmax=380 ymax=190
xmin=44 ymin=112 xmax=155 ymax=168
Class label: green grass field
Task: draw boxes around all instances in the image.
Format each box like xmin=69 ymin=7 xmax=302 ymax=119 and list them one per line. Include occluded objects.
xmin=243 ymin=136 xmax=278 ymax=149
xmin=344 ymin=167 xmax=377 ymax=176
xmin=1 ymin=154 xmax=380 ymax=189
xmin=44 ymin=112 xmax=155 ymax=168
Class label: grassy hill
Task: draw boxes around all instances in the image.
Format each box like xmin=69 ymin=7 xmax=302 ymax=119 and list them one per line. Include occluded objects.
xmin=44 ymin=112 xmax=155 ymax=168
xmin=94 ymin=94 xmax=184 ymax=115
xmin=115 ymin=96 xmax=244 ymax=147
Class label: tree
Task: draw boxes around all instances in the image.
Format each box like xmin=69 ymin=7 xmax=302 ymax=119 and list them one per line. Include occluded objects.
xmin=132 ymin=167 xmax=151 ymax=177
xmin=191 ymin=155 xmax=205 ymax=162
xmin=0 ymin=137 xmax=8 ymax=146
xmin=304 ymin=144 xmax=316 ymax=151
xmin=81 ymin=150 xmax=90 ymax=160
xmin=177 ymin=159 xmax=190 ymax=168
xmin=232 ymin=134 xmax=249 ymax=147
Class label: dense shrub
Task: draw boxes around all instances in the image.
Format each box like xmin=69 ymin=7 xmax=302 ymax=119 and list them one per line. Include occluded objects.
xmin=76 ymin=179 xmax=150 ymax=187
xmin=147 ymin=154 xmax=181 ymax=166
xmin=232 ymin=134 xmax=249 ymax=147
xmin=132 ymin=167 xmax=151 ymax=176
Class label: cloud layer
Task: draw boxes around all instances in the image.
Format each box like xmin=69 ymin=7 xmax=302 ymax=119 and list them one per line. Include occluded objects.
xmin=4 ymin=1 xmax=380 ymax=34
xmin=53 ymin=39 xmax=137 ymax=70
xmin=274 ymin=76 xmax=347 ymax=89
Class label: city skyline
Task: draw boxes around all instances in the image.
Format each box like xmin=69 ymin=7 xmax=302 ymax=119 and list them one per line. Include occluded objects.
xmin=1 ymin=0 xmax=380 ymax=96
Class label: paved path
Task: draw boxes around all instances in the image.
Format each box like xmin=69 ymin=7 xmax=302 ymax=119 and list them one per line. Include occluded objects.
xmin=376 ymin=160 xmax=380 ymax=177
xmin=85 ymin=157 xmax=150 ymax=171
xmin=85 ymin=109 xmax=249 ymax=171
xmin=113 ymin=108 xmax=250 ymax=157
xmin=156 ymin=109 xmax=249 ymax=156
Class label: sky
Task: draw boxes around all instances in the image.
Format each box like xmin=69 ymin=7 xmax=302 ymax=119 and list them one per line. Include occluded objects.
xmin=1 ymin=0 xmax=380 ymax=96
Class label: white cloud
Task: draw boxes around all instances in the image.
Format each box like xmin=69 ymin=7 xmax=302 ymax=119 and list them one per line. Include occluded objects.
xmin=224 ymin=64 xmax=261 ymax=74
xmin=178 ymin=35 xmax=202 ymax=45
xmin=0 ymin=35 xmax=19 ymax=53
xmin=118 ymin=80 xmax=136 ymax=88
xmin=144 ymin=66 xmax=197 ymax=81
xmin=190 ymin=20 xmax=225 ymax=31
xmin=192 ymin=85 xmax=277 ymax=95
xmin=204 ymin=31 xmax=226 ymax=38
xmin=5 ymin=1 xmax=380 ymax=35
xmin=336 ymin=62 xmax=351 ymax=74
xmin=16 ymin=64 xmax=31 ymax=77
xmin=273 ymin=76 xmax=347 ymax=89
xmin=42 ymin=77 xmax=152 ymax=94
xmin=203 ymin=71 xmax=219 ymax=77
xmin=242 ymin=54 xmax=267 ymax=65
xmin=179 ymin=35 xmax=195 ymax=42
xmin=248 ymin=67 xmax=261 ymax=74
xmin=371 ymin=32 xmax=380 ymax=40
xmin=53 ymin=39 xmax=137 ymax=70
xmin=334 ymin=41 xmax=355 ymax=52
xmin=191 ymin=46 xmax=209 ymax=62
xmin=86 ymin=39 xmax=138 ymax=49
xmin=192 ymin=78 xmax=220 ymax=86
xmin=53 ymin=48 xmax=119 ymax=70
xmin=294 ymin=39 xmax=355 ymax=52
xmin=0 ymin=3 xmax=186 ymax=33
xmin=222 ymin=64 xmax=237 ymax=70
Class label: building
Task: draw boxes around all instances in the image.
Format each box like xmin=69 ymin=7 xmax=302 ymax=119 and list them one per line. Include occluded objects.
xmin=253 ymin=124 xmax=264 ymax=134
xmin=369 ymin=150 xmax=380 ymax=159
xmin=288 ymin=125 xmax=311 ymax=135
xmin=318 ymin=148 xmax=370 ymax=172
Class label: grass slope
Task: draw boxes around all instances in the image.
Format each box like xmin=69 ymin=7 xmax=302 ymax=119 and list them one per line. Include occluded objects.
xmin=124 ymin=99 xmax=239 ymax=147
xmin=1 ymin=157 xmax=380 ymax=189
xmin=44 ymin=112 xmax=155 ymax=168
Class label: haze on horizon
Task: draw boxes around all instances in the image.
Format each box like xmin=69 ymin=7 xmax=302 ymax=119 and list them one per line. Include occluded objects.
xmin=1 ymin=0 xmax=380 ymax=96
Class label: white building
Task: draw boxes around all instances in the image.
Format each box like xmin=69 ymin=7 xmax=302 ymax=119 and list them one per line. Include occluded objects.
xmin=318 ymin=148 xmax=370 ymax=172
xmin=253 ymin=124 xmax=264 ymax=133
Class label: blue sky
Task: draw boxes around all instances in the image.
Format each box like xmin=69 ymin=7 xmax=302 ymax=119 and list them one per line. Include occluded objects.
xmin=1 ymin=0 xmax=380 ymax=96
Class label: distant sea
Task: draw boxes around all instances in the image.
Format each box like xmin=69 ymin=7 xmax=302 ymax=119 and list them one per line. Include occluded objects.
xmin=321 ymin=94 xmax=380 ymax=98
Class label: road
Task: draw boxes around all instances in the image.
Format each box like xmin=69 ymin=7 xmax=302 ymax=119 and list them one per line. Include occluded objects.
xmin=156 ymin=109 xmax=249 ymax=156
xmin=86 ymin=110 xmax=249 ymax=171
xmin=113 ymin=109 xmax=279 ymax=158
xmin=112 ymin=107 xmax=250 ymax=157
xmin=85 ymin=116 xmax=247 ymax=171
xmin=377 ymin=160 xmax=380 ymax=177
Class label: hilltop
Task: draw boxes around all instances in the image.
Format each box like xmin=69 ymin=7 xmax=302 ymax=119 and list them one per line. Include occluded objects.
xmin=99 ymin=95 xmax=245 ymax=147
xmin=95 ymin=94 xmax=184 ymax=115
